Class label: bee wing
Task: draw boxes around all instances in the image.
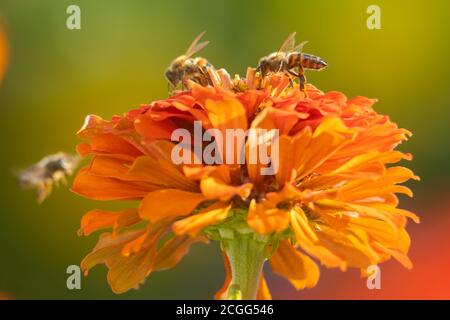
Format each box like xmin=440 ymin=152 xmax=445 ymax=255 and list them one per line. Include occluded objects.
xmin=185 ymin=41 xmax=209 ymax=59
xmin=278 ymin=32 xmax=296 ymax=53
xmin=14 ymin=165 xmax=43 ymax=188
xmin=185 ymin=31 xmax=209 ymax=58
xmin=292 ymin=40 xmax=308 ymax=53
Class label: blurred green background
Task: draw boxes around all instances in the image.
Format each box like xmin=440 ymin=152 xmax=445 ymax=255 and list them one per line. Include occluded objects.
xmin=0 ymin=0 xmax=448 ymax=299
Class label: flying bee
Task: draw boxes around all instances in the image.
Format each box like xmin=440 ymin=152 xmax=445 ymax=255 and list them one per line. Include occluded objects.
xmin=165 ymin=31 xmax=215 ymax=91
xmin=256 ymin=32 xmax=327 ymax=91
xmin=16 ymin=152 xmax=80 ymax=203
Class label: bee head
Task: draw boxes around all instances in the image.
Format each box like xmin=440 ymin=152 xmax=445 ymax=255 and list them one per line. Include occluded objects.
xmin=257 ymin=57 xmax=270 ymax=76
xmin=165 ymin=68 xmax=179 ymax=87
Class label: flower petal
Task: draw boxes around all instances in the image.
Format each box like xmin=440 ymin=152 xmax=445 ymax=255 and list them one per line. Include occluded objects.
xmin=256 ymin=275 xmax=272 ymax=300
xmin=200 ymin=177 xmax=252 ymax=201
xmin=173 ymin=202 xmax=231 ymax=236
xmin=71 ymin=167 xmax=153 ymax=200
xmin=154 ymin=235 xmax=208 ymax=271
xmin=247 ymin=200 xmax=289 ymax=235
xmin=80 ymin=230 xmax=145 ymax=275
xmin=215 ymin=251 xmax=232 ymax=300
xmin=139 ymin=189 xmax=206 ymax=223
xmin=129 ymin=155 xmax=198 ymax=191
xmin=78 ymin=208 xmax=140 ymax=236
xmin=270 ymin=240 xmax=320 ymax=290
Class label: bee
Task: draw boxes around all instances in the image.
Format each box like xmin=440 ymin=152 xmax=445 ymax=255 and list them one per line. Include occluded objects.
xmin=16 ymin=152 xmax=80 ymax=203
xmin=165 ymin=31 xmax=215 ymax=91
xmin=256 ymin=32 xmax=327 ymax=91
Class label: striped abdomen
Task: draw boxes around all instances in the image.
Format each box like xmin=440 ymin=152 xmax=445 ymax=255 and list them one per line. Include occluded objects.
xmin=301 ymin=53 xmax=327 ymax=70
xmin=287 ymin=52 xmax=327 ymax=70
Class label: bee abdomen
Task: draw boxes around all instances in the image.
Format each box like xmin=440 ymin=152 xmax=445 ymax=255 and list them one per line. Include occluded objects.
xmin=301 ymin=53 xmax=327 ymax=70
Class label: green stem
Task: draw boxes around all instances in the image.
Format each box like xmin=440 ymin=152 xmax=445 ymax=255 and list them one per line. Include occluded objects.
xmin=222 ymin=235 xmax=267 ymax=300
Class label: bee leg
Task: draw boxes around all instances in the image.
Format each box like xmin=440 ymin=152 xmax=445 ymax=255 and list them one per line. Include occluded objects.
xmin=287 ymin=70 xmax=299 ymax=87
xmin=287 ymin=75 xmax=295 ymax=87
xmin=297 ymin=64 xmax=308 ymax=94
xmin=295 ymin=67 xmax=304 ymax=91
xmin=287 ymin=69 xmax=308 ymax=96
xmin=299 ymin=73 xmax=307 ymax=92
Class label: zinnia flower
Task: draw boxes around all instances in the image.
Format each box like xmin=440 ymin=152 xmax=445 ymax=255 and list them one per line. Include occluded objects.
xmin=0 ymin=24 xmax=8 ymax=83
xmin=72 ymin=68 xmax=419 ymax=299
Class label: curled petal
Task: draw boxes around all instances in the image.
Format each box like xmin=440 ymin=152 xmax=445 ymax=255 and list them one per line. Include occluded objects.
xmin=78 ymin=208 xmax=140 ymax=236
xmin=173 ymin=202 xmax=231 ymax=236
xmin=270 ymin=240 xmax=319 ymax=290
xmin=200 ymin=177 xmax=252 ymax=201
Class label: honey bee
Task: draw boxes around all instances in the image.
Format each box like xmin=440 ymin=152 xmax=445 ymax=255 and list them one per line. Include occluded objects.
xmin=165 ymin=31 xmax=215 ymax=91
xmin=16 ymin=152 xmax=80 ymax=203
xmin=256 ymin=32 xmax=327 ymax=90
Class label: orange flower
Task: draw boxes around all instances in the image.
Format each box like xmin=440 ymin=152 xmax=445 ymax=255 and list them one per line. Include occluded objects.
xmin=0 ymin=24 xmax=8 ymax=83
xmin=72 ymin=70 xmax=418 ymax=298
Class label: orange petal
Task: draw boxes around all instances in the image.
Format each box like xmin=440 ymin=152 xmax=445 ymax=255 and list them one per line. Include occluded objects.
xmin=331 ymin=167 xmax=418 ymax=205
xmin=80 ymin=131 xmax=143 ymax=161
xmin=256 ymin=275 xmax=272 ymax=300
xmin=173 ymin=202 xmax=231 ymax=236
xmin=215 ymin=251 xmax=232 ymax=300
xmin=270 ymin=240 xmax=319 ymax=290
xmin=107 ymin=245 xmax=156 ymax=294
xmin=139 ymin=189 xmax=206 ymax=223
xmin=129 ymin=155 xmax=198 ymax=191
xmin=107 ymin=226 xmax=166 ymax=294
xmin=154 ymin=235 xmax=208 ymax=271
xmin=88 ymin=156 xmax=132 ymax=180
xmin=134 ymin=114 xmax=178 ymax=141
xmin=332 ymin=151 xmax=412 ymax=175
xmin=76 ymin=143 xmax=91 ymax=157
xmin=371 ymin=241 xmax=413 ymax=269
xmin=205 ymin=97 xmax=247 ymax=130
xmin=335 ymin=120 xmax=411 ymax=158
xmin=71 ymin=167 xmax=152 ymax=200
xmin=289 ymin=208 xmax=318 ymax=243
xmin=349 ymin=217 xmax=411 ymax=253
xmin=81 ymin=230 xmax=146 ymax=275
xmin=204 ymin=97 xmax=248 ymax=162
xmin=275 ymin=129 xmax=311 ymax=186
xmin=0 ymin=26 xmax=8 ymax=83
xmin=78 ymin=208 xmax=140 ymax=236
xmin=200 ymin=177 xmax=252 ymax=201
xmin=315 ymin=225 xmax=378 ymax=268
xmin=296 ymin=118 xmax=354 ymax=180
xmin=290 ymin=211 xmax=346 ymax=270
xmin=247 ymin=200 xmax=289 ymax=235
